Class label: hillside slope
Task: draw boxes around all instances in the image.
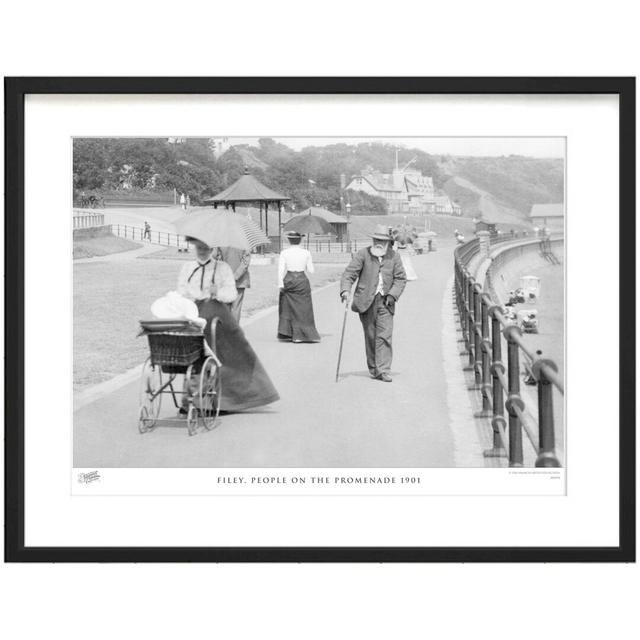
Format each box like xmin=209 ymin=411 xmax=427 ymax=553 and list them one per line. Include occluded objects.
xmin=439 ymin=155 xmax=564 ymax=215
xmin=444 ymin=176 xmax=528 ymax=226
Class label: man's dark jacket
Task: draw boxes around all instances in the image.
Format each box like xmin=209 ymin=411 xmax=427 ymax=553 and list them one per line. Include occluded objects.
xmin=217 ymin=246 xmax=251 ymax=289
xmin=340 ymin=247 xmax=407 ymax=313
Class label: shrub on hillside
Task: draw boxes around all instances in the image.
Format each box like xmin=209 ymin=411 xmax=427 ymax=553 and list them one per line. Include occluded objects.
xmin=344 ymin=189 xmax=388 ymax=215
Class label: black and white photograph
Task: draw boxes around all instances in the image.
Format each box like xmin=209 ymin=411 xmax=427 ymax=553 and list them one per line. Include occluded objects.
xmin=72 ymin=135 xmax=566 ymax=475
xmin=6 ymin=77 xmax=632 ymax=563
xmin=2 ymin=3 xmax=638 ymax=639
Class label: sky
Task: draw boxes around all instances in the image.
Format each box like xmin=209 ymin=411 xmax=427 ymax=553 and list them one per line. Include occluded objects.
xmin=226 ymin=137 xmax=565 ymax=159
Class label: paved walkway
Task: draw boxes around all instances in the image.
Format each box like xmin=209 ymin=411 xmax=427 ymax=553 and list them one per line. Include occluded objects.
xmin=74 ymin=243 xmax=479 ymax=468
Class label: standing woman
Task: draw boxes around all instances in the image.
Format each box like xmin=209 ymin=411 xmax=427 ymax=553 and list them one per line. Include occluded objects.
xmin=392 ymin=225 xmax=418 ymax=281
xmin=178 ymin=237 xmax=279 ymax=412
xmin=277 ymin=231 xmax=321 ymax=343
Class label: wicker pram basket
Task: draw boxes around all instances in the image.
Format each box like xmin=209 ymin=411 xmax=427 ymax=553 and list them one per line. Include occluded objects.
xmin=146 ymin=333 xmax=204 ymax=367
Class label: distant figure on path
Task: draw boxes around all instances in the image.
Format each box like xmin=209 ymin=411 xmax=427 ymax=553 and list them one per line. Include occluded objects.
xmin=143 ymin=221 xmax=151 ymax=240
xmin=180 ymin=192 xmax=186 ymax=210
xmin=395 ymin=242 xmax=417 ymax=281
xmin=277 ymin=231 xmax=321 ymax=343
xmin=216 ymin=246 xmax=252 ymax=323
xmin=339 ymin=225 xmax=407 ymax=382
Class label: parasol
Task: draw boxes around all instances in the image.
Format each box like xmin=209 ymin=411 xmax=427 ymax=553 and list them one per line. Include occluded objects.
xmin=283 ymin=214 xmax=333 ymax=235
xmin=392 ymin=224 xmax=419 ymax=245
xmin=174 ymin=210 xmax=270 ymax=250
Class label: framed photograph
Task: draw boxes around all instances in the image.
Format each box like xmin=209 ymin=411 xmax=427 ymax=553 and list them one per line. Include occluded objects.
xmin=5 ymin=77 xmax=635 ymax=562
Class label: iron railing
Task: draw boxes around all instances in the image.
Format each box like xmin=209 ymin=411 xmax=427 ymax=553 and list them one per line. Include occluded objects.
xmin=454 ymin=238 xmax=563 ymax=467
xmin=111 ymin=224 xmax=190 ymax=250
xmin=111 ymin=224 xmax=370 ymax=254
xmin=312 ymin=239 xmax=370 ymax=253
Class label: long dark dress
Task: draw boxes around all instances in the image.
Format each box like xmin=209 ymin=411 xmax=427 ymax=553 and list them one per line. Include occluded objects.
xmin=197 ymin=299 xmax=279 ymax=412
xmin=277 ymin=271 xmax=321 ymax=342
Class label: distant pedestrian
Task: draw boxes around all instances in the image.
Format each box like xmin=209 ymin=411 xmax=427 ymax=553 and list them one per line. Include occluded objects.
xmin=395 ymin=242 xmax=417 ymax=281
xmin=277 ymin=231 xmax=320 ymax=343
xmin=180 ymin=192 xmax=186 ymax=210
xmin=143 ymin=221 xmax=151 ymax=241
xmin=339 ymin=225 xmax=407 ymax=382
xmin=186 ymin=194 xmax=191 ymax=208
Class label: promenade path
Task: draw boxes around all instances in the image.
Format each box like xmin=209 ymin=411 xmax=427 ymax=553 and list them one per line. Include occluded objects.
xmin=74 ymin=243 xmax=481 ymax=468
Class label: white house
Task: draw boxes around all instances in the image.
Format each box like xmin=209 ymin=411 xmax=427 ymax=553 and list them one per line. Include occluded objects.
xmin=345 ymin=167 xmax=436 ymax=214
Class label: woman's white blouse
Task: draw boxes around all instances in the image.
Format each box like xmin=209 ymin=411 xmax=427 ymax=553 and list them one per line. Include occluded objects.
xmin=278 ymin=246 xmax=315 ymax=289
xmin=177 ymin=259 xmax=238 ymax=303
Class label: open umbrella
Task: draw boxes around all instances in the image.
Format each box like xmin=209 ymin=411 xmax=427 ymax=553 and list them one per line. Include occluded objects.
xmin=283 ymin=214 xmax=333 ymax=235
xmin=174 ymin=210 xmax=270 ymax=250
xmin=392 ymin=224 xmax=418 ymax=245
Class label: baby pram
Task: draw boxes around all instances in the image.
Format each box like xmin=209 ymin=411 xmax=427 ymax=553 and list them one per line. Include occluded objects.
xmin=517 ymin=309 xmax=539 ymax=334
xmin=137 ymin=318 xmax=222 ymax=436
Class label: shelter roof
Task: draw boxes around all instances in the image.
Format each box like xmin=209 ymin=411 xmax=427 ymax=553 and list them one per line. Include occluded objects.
xmin=299 ymin=206 xmax=349 ymax=223
xmin=206 ymin=169 xmax=290 ymax=203
xmin=530 ymin=203 xmax=564 ymax=218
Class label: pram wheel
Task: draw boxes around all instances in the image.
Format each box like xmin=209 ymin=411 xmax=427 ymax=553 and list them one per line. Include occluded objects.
xmin=199 ymin=356 xmax=222 ymax=430
xmin=138 ymin=358 xmax=162 ymax=432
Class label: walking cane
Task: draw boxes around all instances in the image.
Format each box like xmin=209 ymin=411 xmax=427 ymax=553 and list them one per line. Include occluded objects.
xmin=335 ymin=294 xmax=350 ymax=382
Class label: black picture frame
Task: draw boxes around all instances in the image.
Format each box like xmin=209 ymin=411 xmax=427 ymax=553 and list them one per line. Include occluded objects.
xmin=4 ymin=77 xmax=635 ymax=563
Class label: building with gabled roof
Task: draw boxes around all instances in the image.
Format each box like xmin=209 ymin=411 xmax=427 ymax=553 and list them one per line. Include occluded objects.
xmin=529 ymin=203 xmax=564 ymax=232
xmin=345 ymin=166 xmax=436 ymax=214
xmin=298 ymin=206 xmax=349 ymax=241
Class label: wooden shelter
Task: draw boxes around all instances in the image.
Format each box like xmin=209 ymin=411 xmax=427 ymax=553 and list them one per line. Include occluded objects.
xmin=298 ymin=206 xmax=349 ymax=241
xmin=205 ymin=168 xmax=290 ymax=251
xmin=475 ymin=219 xmax=498 ymax=236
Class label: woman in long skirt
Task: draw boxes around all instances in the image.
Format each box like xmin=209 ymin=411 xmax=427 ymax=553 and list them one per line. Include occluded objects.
xmin=395 ymin=242 xmax=418 ymax=281
xmin=277 ymin=231 xmax=321 ymax=343
xmin=177 ymin=237 xmax=279 ymax=412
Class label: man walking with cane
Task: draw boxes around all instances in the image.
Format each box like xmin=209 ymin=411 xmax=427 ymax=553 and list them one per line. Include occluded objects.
xmin=339 ymin=225 xmax=406 ymax=382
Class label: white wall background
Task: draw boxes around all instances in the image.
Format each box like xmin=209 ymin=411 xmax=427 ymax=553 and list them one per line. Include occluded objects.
xmin=1 ymin=2 xmax=638 ymax=639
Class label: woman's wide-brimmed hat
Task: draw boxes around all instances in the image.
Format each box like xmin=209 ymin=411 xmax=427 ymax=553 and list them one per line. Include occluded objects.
xmin=370 ymin=224 xmax=393 ymax=241
xmin=285 ymin=230 xmax=304 ymax=239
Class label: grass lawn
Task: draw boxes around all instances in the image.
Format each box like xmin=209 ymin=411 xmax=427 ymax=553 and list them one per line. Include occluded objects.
xmin=74 ymin=259 xmax=344 ymax=391
xmin=73 ymin=236 xmax=141 ymax=259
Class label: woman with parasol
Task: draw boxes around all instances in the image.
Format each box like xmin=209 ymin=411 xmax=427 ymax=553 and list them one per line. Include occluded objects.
xmin=174 ymin=212 xmax=279 ymax=412
xmin=392 ymin=224 xmax=418 ymax=281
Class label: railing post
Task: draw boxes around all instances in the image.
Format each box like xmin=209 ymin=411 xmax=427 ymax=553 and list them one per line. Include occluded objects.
xmin=480 ymin=295 xmax=491 ymax=414
xmin=532 ymin=358 xmax=561 ymax=467
xmin=466 ymin=276 xmax=475 ymax=369
xmin=485 ymin=305 xmax=507 ymax=458
xmin=472 ymin=284 xmax=482 ymax=385
xmin=503 ymin=325 xmax=524 ymax=466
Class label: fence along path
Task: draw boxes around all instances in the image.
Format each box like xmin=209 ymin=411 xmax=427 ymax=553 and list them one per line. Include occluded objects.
xmin=111 ymin=223 xmax=372 ymax=253
xmin=454 ymin=236 xmax=564 ymax=468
